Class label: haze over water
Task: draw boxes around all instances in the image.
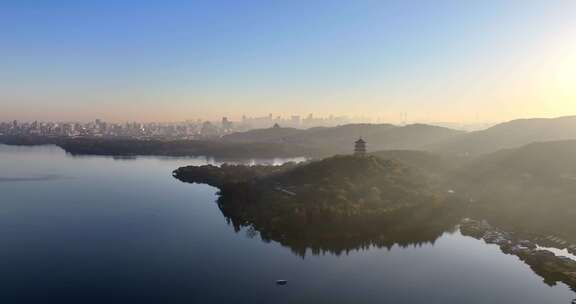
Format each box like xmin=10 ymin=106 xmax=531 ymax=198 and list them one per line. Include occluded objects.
xmin=0 ymin=144 xmax=573 ymax=303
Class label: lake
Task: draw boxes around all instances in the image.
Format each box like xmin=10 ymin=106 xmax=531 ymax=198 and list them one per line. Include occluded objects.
xmin=0 ymin=144 xmax=574 ymax=303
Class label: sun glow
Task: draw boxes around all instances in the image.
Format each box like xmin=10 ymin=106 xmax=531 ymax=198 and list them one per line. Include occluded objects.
xmin=530 ymin=37 xmax=576 ymax=115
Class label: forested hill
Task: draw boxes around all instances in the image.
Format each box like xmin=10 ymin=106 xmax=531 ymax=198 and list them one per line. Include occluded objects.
xmin=432 ymin=116 xmax=576 ymax=156
xmin=173 ymin=154 xmax=461 ymax=255
xmin=223 ymin=123 xmax=463 ymax=155
xmin=456 ymin=140 xmax=576 ymax=182
xmin=370 ymin=149 xmax=457 ymax=178
xmin=175 ymin=154 xmax=447 ymax=214
xmin=452 ymin=140 xmax=576 ymax=241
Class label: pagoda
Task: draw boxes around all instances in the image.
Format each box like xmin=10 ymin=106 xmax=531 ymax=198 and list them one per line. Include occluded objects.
xmin=354 ymin=138 xmax=367 ymax=155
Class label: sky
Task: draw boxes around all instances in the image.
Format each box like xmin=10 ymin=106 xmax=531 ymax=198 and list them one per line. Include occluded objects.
xmin=2 ymin=0 xmax=576 ymax=123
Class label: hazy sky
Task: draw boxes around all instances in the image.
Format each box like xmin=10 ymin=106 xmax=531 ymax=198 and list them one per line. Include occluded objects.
xmin=2 ymin=0 xmax=576 ymax=123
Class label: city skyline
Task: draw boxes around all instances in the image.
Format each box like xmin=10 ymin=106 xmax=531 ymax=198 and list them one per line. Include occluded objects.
xmin=2 ymin=112 xmax=500 ymax=140
xmin=0 ymin=112 xmax=498 ymax=131
xmin=2 ymin=1 xmax=576 ymax=122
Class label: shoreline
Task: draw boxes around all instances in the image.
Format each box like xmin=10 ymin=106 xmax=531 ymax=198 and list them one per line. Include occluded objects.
xmin=0 ymin=135 xmax=313 ymax=159
xmin=460 ymin=218 xmax=576 ymax=291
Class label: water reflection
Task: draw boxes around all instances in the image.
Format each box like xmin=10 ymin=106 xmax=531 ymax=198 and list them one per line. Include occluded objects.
xmin=0 ymin=174 xmax=71 ymax=183
xmin=67 ymin=152 xmax=307 ymax=166
xmin=1 ymin=144 xmax=574 ymax=303
xmin=218 ymin=195 xmax=463 ymax=257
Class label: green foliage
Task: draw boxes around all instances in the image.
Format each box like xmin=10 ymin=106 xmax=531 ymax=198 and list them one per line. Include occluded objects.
xmin=453 ymin=140 xmax=576 ymax=241
xmin=175 ymin=154 xmax=452 ymax=249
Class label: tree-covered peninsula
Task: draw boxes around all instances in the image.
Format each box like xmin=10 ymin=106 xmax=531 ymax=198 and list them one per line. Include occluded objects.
xmin=174 ymin=155 xmax=449 ymax=215
xmin=173 ymin=155 xmax=463 ymax=255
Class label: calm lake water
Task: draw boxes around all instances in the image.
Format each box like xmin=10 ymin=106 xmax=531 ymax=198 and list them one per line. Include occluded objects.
xmin=0 ymin=144 xmax=574 ymax=303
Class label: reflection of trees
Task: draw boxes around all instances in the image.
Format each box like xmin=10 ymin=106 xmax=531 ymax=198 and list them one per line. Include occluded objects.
xmin=218 ymin=194 xmax=463 ymax=257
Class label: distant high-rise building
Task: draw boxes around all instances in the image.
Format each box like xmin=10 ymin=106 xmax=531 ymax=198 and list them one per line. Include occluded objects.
xmin=221 ymin=117 xmax=233 ymax=132
xmin=200 ymin=121 xmax=219 ymax=138
xmin=290 ymin=115 xmax=301 ymax=127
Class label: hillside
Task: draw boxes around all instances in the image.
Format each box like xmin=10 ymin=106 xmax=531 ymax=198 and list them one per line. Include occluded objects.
xmin=176 ymin=155 xmax=444 ymax=212
xmin=452 ymin=140 xmax=576 ymax=241
xmin=456 ymin=140 xmax=576 ymax=182
xmin=268 ymin=155 xmax=441 ymax=206
xmin=175 ymin=154 xmax=452 ymax=224
xmin=432 ymin=116 xmax=576 ymax=156
xmin=223 ymin=123 xmax=463 ymax=155
xmin=370 ymin=149 xmax=457 ymax=178
xmin=174 ymin=154 xmax=460 ymax=254
xmin=220 ymin=124 xmax=306 ymax=143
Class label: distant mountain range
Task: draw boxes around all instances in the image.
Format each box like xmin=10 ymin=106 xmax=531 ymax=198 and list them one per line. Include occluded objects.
xmin=223 ymin=116 xmax=576 ymax=157
xmin=430 ymin=116 xmax=576 ymax=156
xmin=223 ymin=123 xmax=463 ymax=155
xmin=4 ymin=115 xmax=576 ymax=160
xmin=456 ymin=140 xmax=576 ymax=182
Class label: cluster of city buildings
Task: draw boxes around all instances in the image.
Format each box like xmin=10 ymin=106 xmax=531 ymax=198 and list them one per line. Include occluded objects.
xmin=0 ymin=119 xmax=226 ymax=139
xmin=0 ymin=114 xmax=358 ymax=140
xmin=239 ymin=113 xmax=354 ymax=129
